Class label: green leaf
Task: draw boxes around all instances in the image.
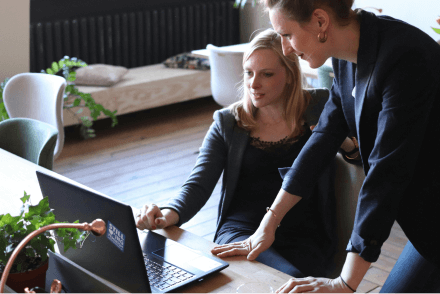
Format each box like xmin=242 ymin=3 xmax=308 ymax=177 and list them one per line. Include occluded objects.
xmin=21 ymin=191 xmax=31 ymax=204
xmin=67 ymin=71 xmax=76 ymax=82
xmin=25 ymin=247 xmax=35 ymax=257
xmin=0 ymin=213 xmax=12 ymax=227
xmin=41 ymin=251 xmax=49 ymax=262
xmin=432 ymin=27 xmax=440 ymax=34
xmin=51 ymin=62 xmax=59 ymax=73
xmin=65 ymin=84 xmax=76 ymax=93
xmin=0 ymin=214 xmax=21 ymax=229
xmin=44 ymin=212 xmax=56 ymax=224
xmin=73 ymin=98 xmax=81 ymax=107
xmin=37 ymin=197 xmax=50 ymax=216
xmin=46 ymin=68 xmax=54 ymax=75
xmin=30 ymin=215 xmax=43 ymax=229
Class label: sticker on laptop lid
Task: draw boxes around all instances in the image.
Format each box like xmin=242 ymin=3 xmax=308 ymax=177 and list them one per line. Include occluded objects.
xmin=107 ymin=221 xmax=125 ymax=252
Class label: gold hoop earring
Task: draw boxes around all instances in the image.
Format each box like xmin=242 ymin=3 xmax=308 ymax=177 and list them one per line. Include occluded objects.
xmin=318 ymin=31 xmax=328 ymax=43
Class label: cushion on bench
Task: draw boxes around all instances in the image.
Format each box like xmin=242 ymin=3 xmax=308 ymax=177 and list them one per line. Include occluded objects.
xmin=63 ymin=64 xmax=211 ymax=126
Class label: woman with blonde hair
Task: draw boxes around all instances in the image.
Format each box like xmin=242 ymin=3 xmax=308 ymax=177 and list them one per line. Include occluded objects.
xmin=137 ymin=28 xmax=337 ymax=277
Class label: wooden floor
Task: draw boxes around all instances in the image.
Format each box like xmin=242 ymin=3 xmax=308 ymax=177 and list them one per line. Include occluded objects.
xmin=54 ymin=97 xmax=408 ymax=293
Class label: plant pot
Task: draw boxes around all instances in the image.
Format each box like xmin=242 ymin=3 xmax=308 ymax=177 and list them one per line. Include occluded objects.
xmin=2 ymin=261 xmax=49 ymax=293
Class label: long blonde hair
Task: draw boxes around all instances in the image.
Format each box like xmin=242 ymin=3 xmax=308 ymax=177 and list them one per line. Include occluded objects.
xmin=228 ymin=28 xmax=310 ymax=139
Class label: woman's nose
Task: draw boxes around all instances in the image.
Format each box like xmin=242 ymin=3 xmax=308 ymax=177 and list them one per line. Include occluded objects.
xmin=282 ymin=39 xmax=294 ymax=56
xmin=250 ymin=77 xmax=261 ymax=89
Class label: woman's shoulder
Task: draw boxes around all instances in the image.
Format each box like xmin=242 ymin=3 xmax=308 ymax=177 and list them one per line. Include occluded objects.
xmin=214 ymin=107 xmax=250 ymax=138
xmin=213 ymin=108 xmax=236 ymax=129
xmin=369 ymin=11 xmax=440 ymax=58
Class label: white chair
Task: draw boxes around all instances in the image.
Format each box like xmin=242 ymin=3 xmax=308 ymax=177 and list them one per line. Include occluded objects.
xmin=3 ymin=73 xmax=67 ymax=160
xmin=207 ymin=44 xmax=244 ymax=107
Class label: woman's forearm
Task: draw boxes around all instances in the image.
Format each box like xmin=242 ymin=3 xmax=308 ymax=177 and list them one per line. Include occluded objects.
xmin=265 ymin=189 xmax=302 ymax=230
xmin=340 ymin=253 xmax=371 ymax=291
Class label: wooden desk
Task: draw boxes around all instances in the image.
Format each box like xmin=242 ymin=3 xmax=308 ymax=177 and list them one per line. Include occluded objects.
xmin=1 ymin=149 xmax=293 ymax=293
xmin=192 ymin=43 xmax=333 ymax=81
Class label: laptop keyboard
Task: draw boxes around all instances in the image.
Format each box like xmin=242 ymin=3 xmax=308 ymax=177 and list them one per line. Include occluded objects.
xmin=143 ymin=254 xmax=195 ymax=291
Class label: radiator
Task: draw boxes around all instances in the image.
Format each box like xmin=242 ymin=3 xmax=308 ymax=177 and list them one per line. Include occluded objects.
xmin=30 ymin=1 xmax=239 ymax=72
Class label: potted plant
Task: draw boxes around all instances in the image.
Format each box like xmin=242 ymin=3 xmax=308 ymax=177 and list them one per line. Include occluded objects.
xmin=0 ymin=56 xmax=118 ymax=139
xmin=0 ymin=192 xmax=88 ymax=292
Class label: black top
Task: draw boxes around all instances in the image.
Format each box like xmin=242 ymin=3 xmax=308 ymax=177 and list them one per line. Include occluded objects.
xmin=219 ymin=126 xmax=329 ymax=246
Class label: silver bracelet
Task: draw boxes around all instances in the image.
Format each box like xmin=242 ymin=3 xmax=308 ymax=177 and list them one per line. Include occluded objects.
xmin=266 ymin=207 xmax=281 ymax=227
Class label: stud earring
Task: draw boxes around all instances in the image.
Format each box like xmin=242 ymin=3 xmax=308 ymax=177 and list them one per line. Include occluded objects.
xmin=318 ymin=31 xmax=328 ymax=43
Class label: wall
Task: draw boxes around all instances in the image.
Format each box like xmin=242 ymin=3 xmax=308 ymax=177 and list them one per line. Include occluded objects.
xmin=354 ymin=0 xmax=439 ymax=41
xmin=239 ymin=0 xmax=440 ymax=43
xmin=239 ymin=2 xmax=271 ymax=43
xmin=0 ymin=1 xmax=30 ymax=82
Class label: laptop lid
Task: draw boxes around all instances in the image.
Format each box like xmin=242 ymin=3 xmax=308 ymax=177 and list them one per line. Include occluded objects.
xmin=36 ymin=171 xmax=228 ymax=293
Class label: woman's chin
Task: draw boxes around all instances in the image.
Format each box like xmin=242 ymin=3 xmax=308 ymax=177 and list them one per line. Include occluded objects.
xmin=305 ymin=59 xmax=320 ymax=69
xmin=251 ymin=100 xmax=264 ymax=109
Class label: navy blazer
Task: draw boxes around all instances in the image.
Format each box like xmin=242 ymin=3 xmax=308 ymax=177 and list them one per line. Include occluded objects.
xmin=281 ymin=10 xmax=440 ymax=266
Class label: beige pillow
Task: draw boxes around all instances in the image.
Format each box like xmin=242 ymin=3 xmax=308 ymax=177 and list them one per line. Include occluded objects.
xmin=75 ymin=64 xmax=128 ymax=86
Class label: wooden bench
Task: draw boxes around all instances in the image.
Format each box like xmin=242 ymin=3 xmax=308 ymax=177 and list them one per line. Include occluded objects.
xmin=63 ymin=64 xmax=212 ymax=126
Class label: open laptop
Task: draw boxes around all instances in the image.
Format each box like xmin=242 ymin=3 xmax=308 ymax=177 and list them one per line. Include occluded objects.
xmin=36 ymin=171 xmax=228 ymax=293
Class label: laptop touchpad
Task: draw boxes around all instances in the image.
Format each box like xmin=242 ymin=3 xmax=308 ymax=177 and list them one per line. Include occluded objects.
xmin=153 ymin=244 xmax=223 ymax=272
xmin=153 ymin=244 xmax=200 ymax=264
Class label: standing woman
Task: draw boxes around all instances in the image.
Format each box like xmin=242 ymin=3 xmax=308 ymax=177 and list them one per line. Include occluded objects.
xmin=212 ymin=0 xmax=440 ymax=292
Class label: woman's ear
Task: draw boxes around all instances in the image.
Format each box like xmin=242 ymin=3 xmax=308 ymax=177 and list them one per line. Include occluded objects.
xmin=312 ymin=8 xmax=330 ymax=32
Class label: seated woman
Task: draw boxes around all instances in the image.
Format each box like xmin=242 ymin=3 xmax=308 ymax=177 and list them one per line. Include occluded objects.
xmin=136 ymin=28 xmax=337 ymax=278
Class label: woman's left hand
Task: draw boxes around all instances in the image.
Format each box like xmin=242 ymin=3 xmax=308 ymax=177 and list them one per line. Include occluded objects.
xmin=275 ymin=276 xmax=352 ymax=293
xmin=210 ymin=228 xmax=275 ymax=260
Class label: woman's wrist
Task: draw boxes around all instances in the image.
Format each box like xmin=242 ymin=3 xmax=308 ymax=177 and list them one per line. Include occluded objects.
xmin=266 ymin=207 xmax=281 ymax=227
xmin=261 ymin=208 xmax=281 ymax=233
xmin=339 ymin=275 xmax=357 ymax=292
xmin=258 ymin=211 xmax=278 ymax=234
xmin=162 ymin=208 xmax=180 ymax=227
xmin=339 ymin=252 xmax=371 ymax=292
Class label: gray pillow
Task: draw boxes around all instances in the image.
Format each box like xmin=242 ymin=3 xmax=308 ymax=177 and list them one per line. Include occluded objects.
xmin=75 ymin=64 xmax=128 ymax=86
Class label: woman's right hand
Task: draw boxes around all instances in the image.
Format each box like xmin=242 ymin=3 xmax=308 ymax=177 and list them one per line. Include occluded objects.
xmin=135 ymin=204 xmax=177 ymax=231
